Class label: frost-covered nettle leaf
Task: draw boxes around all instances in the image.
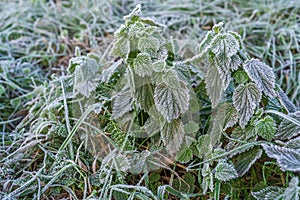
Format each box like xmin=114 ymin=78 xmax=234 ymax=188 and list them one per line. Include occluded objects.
xmin=154 ymin=82 xmax=189 ymax=122
xmin=184 ymin=121 xmax=199 ymax=134
xmin=234 ymin=148 xmax=263 ymax=176
xmin=243 ymin=58 xmax=276 ymax=97
xmin=214 ymin=161 xmax=238 ymax=181
xmin=176 ymin=143 xmax=193 ymax=164
xmin=210 ymin=103 xmax=238 ymax=146
xmin=210 ymin=33 xmax=240 ymax=58
xmin=276 ymin=112 xmax=300 ymax=140
xmin=111 ymin=37 xmax=130 ymax=60
xmin=255 ymin=116 xmax=277 ymax=141
xmin=143 ymin=117 xmax=160 ymax=137
xmin=101 ymin=59 xmax=123 ymax=83
xmin=162 ymin=69 xmax=181 ymax=89
xmin=129 ymin=151 xmax=160 ymax=174
xmin=138 ymin=36 xmax=160 ymax=54
xmin=262 ymin=144 xmax=300 ymax=172
xmin=252 ymin=177 xmax=300 ymax=200
xmin=215 ymin=54 xmax=232 ymax=90
xmin=205 ymin=66 xmax=224 ymax=108
xmin=173 ymin=62 xmax=192 ymax=83
xmin=252 ymin=186 xmax=284 ymax=200
xmin=112 ymin=85 xmax=133 ymax=119
xmin=196 ymin=30 xmax=214 ymax=54
xmin=152 ymin=60 xmax=166 ymax=72
xmin=285 ymin=137 xmax=300 ymax=150
xmin=229 ymin=54 xmax=242 ymax=71
xmin=201 ymin=163 xmax=214 ymax=194
xmin=196 ymin=135 xmax=211 ymax=158
xmin=228 ymin=31 xmax=243 ymax=48
xmin=277 ymin=86 xmax=297 ymax=113
xmin=135 ymin=83 xmax=155 ymax=111
xmin=283 ymin=177 xmax=300 ymax=200
xmin=233 ymin=83 xmax=262 ymax=128
xmin=161 ymin=119 xmax=185 ymax=153
xmin=114 ymin=153 xmax=131 ymax=172
xmin=74 ymin=57 xmax=100 ymax=98
xmin=133 ymin=53 xmax=153 ymax=77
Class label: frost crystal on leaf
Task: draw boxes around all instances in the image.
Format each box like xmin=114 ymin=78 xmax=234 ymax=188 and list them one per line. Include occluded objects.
xmin=111 ymin=37 xmax=130 ymax=60
xmin=243 ymin=58 xmax=276 ymax=97
xmin=205 ymin=66 xmax=224 ymax=108
xmin=210 ymin=33 xmax=239 ymax=58
xmin=133 ymin=53 xmax=153 ymax=77
xmin=276 ymin=112 xmax=300 ymax=140
xmin=214 ymin=161 xmax=238 ymax=181
xmin=234 ymin=148 xmax=263 ymax=176
xmin=161 ymin=119 xmax=185 ymax=153
xmin=74 ymin=57 xmax=100 ymax=98
xmin=252 ymin=186 xmax=284 ymax=200
xmin=262 ymin=144 xmax=300 ymax=172
xmin=233 ymin=83 xmax=262 ymax=128
xmin=154 ymin=83 xmax=189 ymax=122
xmin=138 ymin=36 xmax=160 ymax=53
xmin=112 ymin=85 xmax=133 ymax=119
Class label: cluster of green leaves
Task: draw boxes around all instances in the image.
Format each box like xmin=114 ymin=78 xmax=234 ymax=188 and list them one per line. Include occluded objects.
xmin=1 ymin=2 xmax=300 ymax=200
xmin=100 ymin=4 xmax=300 ymax=199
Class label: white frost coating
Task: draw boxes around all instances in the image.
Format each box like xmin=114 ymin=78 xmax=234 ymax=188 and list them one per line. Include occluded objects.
xmin=233 ymin=83 xmax=262 ymax=128
xmin=243 ymin=58 xmax=276 ymax=97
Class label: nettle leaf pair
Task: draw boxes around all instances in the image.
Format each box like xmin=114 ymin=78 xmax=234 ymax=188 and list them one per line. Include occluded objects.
xmin=108 ymin=4 xmax=195 ymax=153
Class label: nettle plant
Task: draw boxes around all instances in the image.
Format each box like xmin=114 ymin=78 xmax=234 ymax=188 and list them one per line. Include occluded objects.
xmin=68 ymin=4 xmax=299 ymax=198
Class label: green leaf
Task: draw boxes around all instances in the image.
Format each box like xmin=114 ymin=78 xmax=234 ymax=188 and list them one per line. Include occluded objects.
xmin=262 ymin=144 xmax=300 ymax=172
xmin=154 ymin=83 xmax=189 ymax=122
xmin=276 ymin=112 xmax=300 ymax=140
xmin=234 ymin=148 xmax=263 ymax=176
xmin=133 ymin=53 xmax=153 ymax=77
xmin=233 ymin=70 xmax=249 ymax=85
xmin=111 ymin=37 xmax=130 ymax=60
xmin=255 ymin=116 xmax=277 ymax=141
xmin=184 ymin=121 xmax=199 ymax=134
xmin=135 ymin=83 xmax=155 ymax=112
xmin=112 ymin=85 xmax=132 ymax=119
xmin=205 ymin=66 xmax=224 ymax=108
xmin=138 ymin=36 xmax=160 ymax=53
xmin=214 ymin=161 xmax=238 ymax=181
xmin=161 ymin=119 xmax=185 ymax=153
xmin=176 ymin=144 xmax=193 ymax=164
xmin=243 ymin=58 xmax=276 ymax=97
xmin=233 ymin=83 xmax=262 ymax=128
xmin=173 ymin=172 xmax=196 ymax=193
xmin=201 ymin=163 xmax=214 ymax=194
xmin=196 ymin=135 xmax=211 ymax=158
